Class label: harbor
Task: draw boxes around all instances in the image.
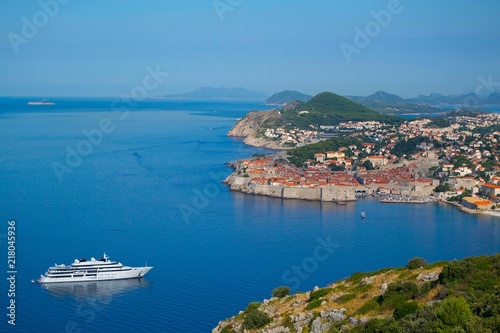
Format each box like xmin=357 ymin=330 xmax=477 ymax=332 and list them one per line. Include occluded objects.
xmin=380 ymin=195 xmax=434 ymax=204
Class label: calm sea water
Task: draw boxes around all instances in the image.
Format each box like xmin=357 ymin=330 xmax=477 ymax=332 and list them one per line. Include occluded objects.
xmin=0 ymin=98 xmax=499 ymax=333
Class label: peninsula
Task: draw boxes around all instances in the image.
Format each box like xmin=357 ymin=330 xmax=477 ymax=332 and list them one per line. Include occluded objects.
xmin=226 ymin=92 xmax=500 ymax=214
xmin=213 ymin=254 xmax=500 ymax=333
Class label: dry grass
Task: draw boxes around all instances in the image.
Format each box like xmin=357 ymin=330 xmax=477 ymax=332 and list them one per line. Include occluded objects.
xmin=221 ymin=263 xmax=449 ymax=331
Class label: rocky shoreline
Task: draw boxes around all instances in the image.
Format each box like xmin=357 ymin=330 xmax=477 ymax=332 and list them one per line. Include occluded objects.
xmin=227 ymin=109 xmax=291 ymax=151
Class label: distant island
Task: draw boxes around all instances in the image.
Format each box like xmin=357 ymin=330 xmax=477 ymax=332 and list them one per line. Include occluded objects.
xmin=213 ymin=254 xmax=500 ymax=333
xmin=265 ymin=90 xmax=313 ymax=105
xmin=162 ymin=86 xmax=267 ymax=100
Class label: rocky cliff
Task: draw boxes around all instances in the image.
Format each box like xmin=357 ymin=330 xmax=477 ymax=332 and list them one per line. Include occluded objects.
xmin=227 ymin=110 xmax=287 ymax=150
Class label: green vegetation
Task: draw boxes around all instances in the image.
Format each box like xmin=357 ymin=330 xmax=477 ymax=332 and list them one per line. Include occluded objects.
xmin=378 ymin=281 xmax=419 ymax=309
xmin=219 ymin=255 xmax=500 ymax=332
xmin=435 ymin=296 xmax=472 ymax=330
xmin=244 ymin=302 xmax=262 ymax=313
xmin=242 ymin=309 xmax=271 ymax=330
xmin=348 ymin=268 xmax=395 ymax=284
xmin=288 ymin=137 xmax=362 ymax=167
xmin=305 ymin=299 xmax=323 ymax=310
xmin=337 ymin=293 xmax=357 ymax=303
xmin=393 ymin=301 xmax=419 ymax=320
xmin=305 ymin=287 xmax=334 ymax=310
xmin=356 ymin=298 xmax=381 ymax=315
xmin=282 ymin=316 xmax=295 ymax=332
xmin=309 ymin=288 xmax=333 ymax=301
xmin=390 ymin=136 xmax=429 ymax=157
xmin=352 ymin=283 xmax=373 ymax=294
xmin=266 ymin=90 xmax=312 ymax=105
xmin=434 ymin=183 xmax=451 ymax=193
xmin=352 ymin=254 xmax=500 ymax=332
xmin=450 ymin=155 xmax=473 ymax=169
xmin=424 ymin=117 xmax=450 ymax=128
xmin=272 ymin=286 xmax=291 ymax=298
xmin=406 ymin=257 xmax=427 ymax=270
xmin=264 ymin=92 xmax=402 ymax=130
xmin=220 ymin=324 xmax=237 ymax=333
xmin=472 ymin=123 xmax=500 ymax=135
xmin=361 ymin=159 xmax=374 ymax=170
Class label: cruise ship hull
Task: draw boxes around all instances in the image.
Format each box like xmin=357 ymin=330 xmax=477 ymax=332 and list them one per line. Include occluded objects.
xmin=38 ymin=266 xmax=153 ymax=284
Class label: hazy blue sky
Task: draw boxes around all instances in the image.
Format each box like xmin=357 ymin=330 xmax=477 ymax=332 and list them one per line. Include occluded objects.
xmin=1 ymin=0 xmax=499 ymax=97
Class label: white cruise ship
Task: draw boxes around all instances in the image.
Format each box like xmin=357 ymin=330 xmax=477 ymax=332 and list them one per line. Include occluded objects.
xmin=37 ymin=253 xmax=153 ymax=284
xmin=27 ymin=99 xmax=55 ymax=105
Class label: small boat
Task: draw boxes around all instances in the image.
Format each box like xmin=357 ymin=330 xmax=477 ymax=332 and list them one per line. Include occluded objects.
xmin=361 ymin=212 xmax=366 ymax=218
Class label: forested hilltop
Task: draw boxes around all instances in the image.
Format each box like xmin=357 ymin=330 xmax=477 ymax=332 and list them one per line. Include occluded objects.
xmin=227 ymin=92 xmax=403 ymax=150
xmin=213 ymin=254 xmax=500 ymax=333
xmin=263 ymin=92 xmax=402 ymax=130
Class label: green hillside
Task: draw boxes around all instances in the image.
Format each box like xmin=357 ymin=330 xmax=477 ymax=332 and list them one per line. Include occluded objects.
xmin=214 ymin=254 xmax=500 ymax=333
xmin=264 ymin=92 xmax=402 ymax=129
xmin=266 ymin=90 xmax=313 ymax=105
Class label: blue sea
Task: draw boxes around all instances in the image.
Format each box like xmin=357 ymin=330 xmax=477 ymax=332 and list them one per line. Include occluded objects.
xmin=0 ymin=98 xmax=499 ymax=333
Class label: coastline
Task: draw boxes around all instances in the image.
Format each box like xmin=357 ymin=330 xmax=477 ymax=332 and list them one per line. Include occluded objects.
xmin=225 ymin=109 xmax=500 ymax=218
xmin=441 ymin=199 xmax=500 ymax=218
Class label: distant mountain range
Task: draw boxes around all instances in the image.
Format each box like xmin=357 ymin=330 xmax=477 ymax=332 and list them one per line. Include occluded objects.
xmin=162 ymin=87 xmax=267 ymax=100
xmin=161 ymin=87 xmax=500 ymax=110
xmin=344 ymin=90 xmax=500 ymax=114
xmin=406 ymin=92 xmax=500 ymax=105
xmin=265 ymin=90 xmax=313 ymax=105
xmin=348 ymin=90 xmax=500 ymax=106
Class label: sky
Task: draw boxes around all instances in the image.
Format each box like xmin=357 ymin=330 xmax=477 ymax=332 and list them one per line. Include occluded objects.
xmin=0 ymin=0 xmax=499 ymax=98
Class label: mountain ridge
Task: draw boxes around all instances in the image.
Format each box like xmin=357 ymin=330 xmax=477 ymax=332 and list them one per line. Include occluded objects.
xmin=162 ymin=86 xmax=267 ymax=100
xmin=265 ymin=90 xmax=313 ymax=105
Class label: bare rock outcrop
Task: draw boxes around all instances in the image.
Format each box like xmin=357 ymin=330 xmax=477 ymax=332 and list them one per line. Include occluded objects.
xmin=227 ymin=109 xmax=287 ymax=150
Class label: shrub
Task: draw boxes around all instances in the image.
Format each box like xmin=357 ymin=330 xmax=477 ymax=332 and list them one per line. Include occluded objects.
xmin=394 ymin=301 xmax=419 ymax=320
xmin=242 ymin=309 xmax=271 ymax=330
xmin=425 ymin=260 xmax=449 ymax=270
xmin=380 ymin=281 xmax=418 ymax=308
xmin=349 ymin=272 xmax=369 ymax=284
xmin=354 ymin=318 xmax=399 ymax=333
xmin=272 ymin=286 xmax=291 ymax=298
xmin=244 ymin=302 xmax=261 ymax=313
xmin=282 ymin=316 xmax=295 ymax=332
xmin=309 ymin=288 xmax=332 ymax=301
xmin=353 ymin=283 xmax=374 ymax=294
xmin=407 ymin=257 xmax=427 ymax=270
xmin=398 ymin=306 xmax=439 ymax=333
xmin=357 ymin=298 xmax=381 ymax=315
xmin=435 ymin=296 xmax=473 ymax=330
xmin=305 ymin=299 xmax=323 ymax=310
xmin=439 ymin=259 xmax=476 ymax=285
xmin=220 ymin=324 xmax=237 ymax=333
